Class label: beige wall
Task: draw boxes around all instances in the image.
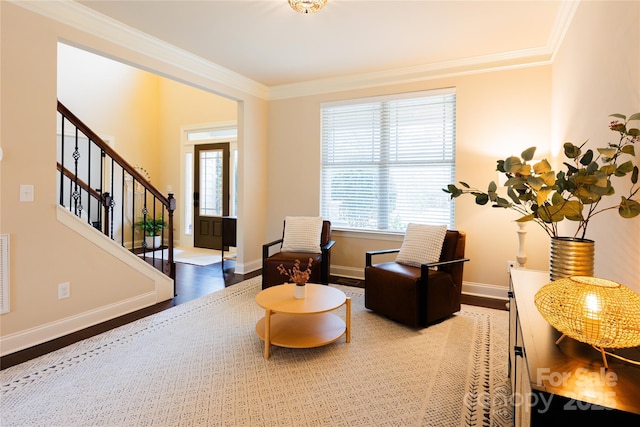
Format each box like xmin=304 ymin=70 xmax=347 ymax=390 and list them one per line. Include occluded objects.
xmin=267 ymin=1 xmax=640 ymax=293
xmin=0 ymin=3 xmax=268 ymax=352
xmin=58 ymin=43 xmax=162 ymax=170
xmin=551 ymin=0 xmax=640 ymax=291
xmin=268 ymin=67 xmax=553 ymax=288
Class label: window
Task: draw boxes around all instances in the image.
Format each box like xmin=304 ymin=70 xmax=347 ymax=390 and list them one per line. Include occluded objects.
xmin=320 ymin=89 xmax=456 ymax=232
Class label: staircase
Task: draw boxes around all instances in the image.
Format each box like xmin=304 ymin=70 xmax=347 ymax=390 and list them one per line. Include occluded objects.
xmin=56 ymin=100 xmax=176 ymax=285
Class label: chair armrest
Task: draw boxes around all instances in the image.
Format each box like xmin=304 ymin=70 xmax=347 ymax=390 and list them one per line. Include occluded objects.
xmin=366 ymin=248 xmax=400 ymax=267
xmin=262 ymin=238 xmax=283 ymax=260
xmin=322 ymin=240 xmax=336 ymax=253
xmin=422 ymin=258 xmax=470 ymax=269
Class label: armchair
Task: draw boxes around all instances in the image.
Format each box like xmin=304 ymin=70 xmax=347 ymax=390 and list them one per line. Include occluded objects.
xmin=262 ymin=218 xmax=335 ymax=289
xmin=364 ymin=229 xmax=468 ymax=328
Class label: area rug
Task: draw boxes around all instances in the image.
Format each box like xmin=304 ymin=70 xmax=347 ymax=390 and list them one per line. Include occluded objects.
xmin=1 ymin=277 xmax=512 ymax=426
xmin=142 ymin=246 xmax=228 ymax=266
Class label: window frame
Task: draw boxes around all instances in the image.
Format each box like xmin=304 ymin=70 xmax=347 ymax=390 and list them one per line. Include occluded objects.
xmin=320 ymin=88 xmax=456 ymax=234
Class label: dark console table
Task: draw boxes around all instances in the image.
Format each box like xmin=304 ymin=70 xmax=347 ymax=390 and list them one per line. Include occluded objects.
xmin=221 ymin=216 xmax=236 ymax=268
xmin=509 ymin=269 xmax=640 ymax=425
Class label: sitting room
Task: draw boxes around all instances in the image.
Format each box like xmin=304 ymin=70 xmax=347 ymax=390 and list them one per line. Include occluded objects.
xmin=1 ymin=1 xmax=639 ymax=425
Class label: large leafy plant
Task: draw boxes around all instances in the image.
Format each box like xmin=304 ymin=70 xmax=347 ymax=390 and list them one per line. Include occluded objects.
xmin=444 ymin=113 xmax=640 ymax=239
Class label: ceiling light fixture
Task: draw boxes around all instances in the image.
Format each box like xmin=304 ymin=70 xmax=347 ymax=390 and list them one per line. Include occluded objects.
xmin=288 ymin=0 xmax=327 ymax=14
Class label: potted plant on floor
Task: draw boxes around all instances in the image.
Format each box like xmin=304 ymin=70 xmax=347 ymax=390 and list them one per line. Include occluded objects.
xmin=444 ymin=113 xmax=640 ymax=279
xmin=135 ymin=216 xmax=168 ymax=249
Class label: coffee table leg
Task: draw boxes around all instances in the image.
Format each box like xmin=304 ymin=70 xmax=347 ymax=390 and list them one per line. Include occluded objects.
xmin=264 ymin=309 xmax=272 ymax=359
xmin=346 ymin=297 xmax=351 ymax=343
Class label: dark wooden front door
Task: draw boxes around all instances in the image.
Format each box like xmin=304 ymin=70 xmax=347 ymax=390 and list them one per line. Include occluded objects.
xmin=194 ymin=143 xmax=230 ymax=250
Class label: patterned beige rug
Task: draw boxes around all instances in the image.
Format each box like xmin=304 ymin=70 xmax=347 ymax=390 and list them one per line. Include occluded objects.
xmin=1 ymin=277 xmax=512 ymax=426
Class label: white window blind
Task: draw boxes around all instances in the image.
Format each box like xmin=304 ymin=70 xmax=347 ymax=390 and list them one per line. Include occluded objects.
xmin=321 ymin=89 xmax=456 ymax=232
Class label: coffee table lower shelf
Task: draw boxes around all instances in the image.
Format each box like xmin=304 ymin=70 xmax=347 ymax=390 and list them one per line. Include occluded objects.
xmin=256 ymin=312 xmax=346 ymax=349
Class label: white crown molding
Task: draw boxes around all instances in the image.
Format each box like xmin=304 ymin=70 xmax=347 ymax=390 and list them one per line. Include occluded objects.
xmin=268 ymin=49 xmax=553 ymax=100
xmin=548 ymin=0 xmax=581 ymax=62
xmin=268 ymin=1 xmax=579 ymax=99
xmin=12 ymin=0 xmax=269 ymax=99
xmin=11 ymin=0 xmax=578 ymax=101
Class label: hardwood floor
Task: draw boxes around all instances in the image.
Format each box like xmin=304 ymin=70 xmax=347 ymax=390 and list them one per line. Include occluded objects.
xmin=0 ymin=262 xmax=505 ymax=370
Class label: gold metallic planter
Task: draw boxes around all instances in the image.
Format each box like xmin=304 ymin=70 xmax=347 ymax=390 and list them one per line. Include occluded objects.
xmin=550 ymin=237 xmax=594 ymax=281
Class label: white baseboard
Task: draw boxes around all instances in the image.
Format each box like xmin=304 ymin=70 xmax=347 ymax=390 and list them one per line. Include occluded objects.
xmin=462 ymin=281 xmax=509 ymax=301
xmin=235 ymin=258 xmax=262 ymax=275
xmin=0 ymin=292 xmax=156 ymax=356
xmin=330 ymin=264 xmax=509 ymax=301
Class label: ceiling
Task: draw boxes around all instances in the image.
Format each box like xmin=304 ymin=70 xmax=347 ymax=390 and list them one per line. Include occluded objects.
xmin=75 ymin=1 xmax=573 ymax=88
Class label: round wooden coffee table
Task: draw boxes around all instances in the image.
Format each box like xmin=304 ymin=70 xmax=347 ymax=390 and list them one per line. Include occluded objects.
xmin=255 ymin=283 xmax=351 ymax=359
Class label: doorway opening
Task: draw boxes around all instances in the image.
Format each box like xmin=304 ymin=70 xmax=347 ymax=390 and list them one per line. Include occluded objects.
xmin=181 ymin=125 xmax=238 ymax=251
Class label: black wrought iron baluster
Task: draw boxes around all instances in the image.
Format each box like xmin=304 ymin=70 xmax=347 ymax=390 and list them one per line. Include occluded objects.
xmin=72 ymin=127 xmax=81 ymax=218
xmin=131 ymin=175 xmax=136 ymax=253
xmin=109 ymin=156 xmax=115 ymax=239
xmin=142 ymin=187 xmax=148 ymax=256
xmin=121 ymin=167 xmax=125 ymax=247
xmin=59 ymin=114 xmax=65 ymax=206
xmin=87 ymin=138 xmax=92 ymax=226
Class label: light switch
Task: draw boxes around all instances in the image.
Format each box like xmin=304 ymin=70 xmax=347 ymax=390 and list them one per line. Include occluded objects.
xmin=19 ymin=184 xmax=34 ymax=202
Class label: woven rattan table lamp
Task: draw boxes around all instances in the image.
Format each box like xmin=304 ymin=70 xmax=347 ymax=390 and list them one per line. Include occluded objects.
xmin=534 ymin=276 xmax=640 ymax=368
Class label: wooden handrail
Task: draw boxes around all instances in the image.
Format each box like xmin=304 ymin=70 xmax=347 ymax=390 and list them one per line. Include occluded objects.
xmin=56 ymin=162 xmax=102 ymax=201
xmin=57 ymin=101 xmax=169 ymax=205
xmin=57 ymin=100 xmax=176 ymax=282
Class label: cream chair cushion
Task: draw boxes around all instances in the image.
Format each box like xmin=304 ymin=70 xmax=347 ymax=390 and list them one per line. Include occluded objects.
xmin=280 ymin=216 xmax=323 ymax=253
xmin=396 ymin=223 xmax=447 ymax=267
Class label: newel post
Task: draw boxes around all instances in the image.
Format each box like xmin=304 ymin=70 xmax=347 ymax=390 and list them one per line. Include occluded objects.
xmin=168 ymin=193 xmax=177 ymax=285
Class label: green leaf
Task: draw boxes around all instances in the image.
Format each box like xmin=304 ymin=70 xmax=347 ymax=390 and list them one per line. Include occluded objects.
xmin=610 ymin=113 xmax=627 ymax=120
xmin=621 ymin=144 xmax=636 ymax=156
xmin=494 ymin=196 xmax=511 ymax=208
xmin=533 ymin=159 xmax=552 ymax=174
xmin=460 ymin=182 xmax=470 ymax=188
xmin=504 ymin=156 xmax=523 ymax=173
xmin=563 ymin=142 xmax=581 ymax=159
xmin=628 ymin=112 xmax=640 ymax=121
xmin=619 ymin=197 xmax=640 ymax=218
xmin=516 ymin=214 xmax=535 ymax=222
xmin=616 ymin=160 xmax=634 ymax=175
xmin=475 ymin=193 xmax=489 ymax=205
xmin=444 ymin=184 xmax=461 ymax=196
xmin=586 ymin=162 xmax=599 ymax=174
xmin=563 ymin=162 xmax=578 ymax=174
xmin=521 ymin=147 xmax=536 ymax=162
xmin=632 ymin=166 xmax=638 ymax=184
xmin=580 ymin=149 xmax=593 ymax=165
xmin=507 ymin=187 xmax=520 ymax=205
xmin=488 ymin=181 xmax=497 ymax=192
xmin=536 ymin=187 xmax=554 ymax=205
xmin=551 ymin=192 xmax=564 ymax=205
xmin=540 ymin=171 xmax=556 ymax=186
xmin=598 ymin=147 xmax=617 ymax=159
xmin=537 ymin=204 xmax=565 ymax=223
xmin=526 ymin=175 xmax=544 ymax=191
xmin=558 ymin=200 xmax=583 ymax=221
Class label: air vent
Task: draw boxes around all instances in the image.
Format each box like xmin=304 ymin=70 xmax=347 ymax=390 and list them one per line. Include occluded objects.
xmin=0 ymin=234 xmax=9 ymax=314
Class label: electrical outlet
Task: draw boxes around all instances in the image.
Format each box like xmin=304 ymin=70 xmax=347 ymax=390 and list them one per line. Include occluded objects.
xmin=58 ymin=282 xmax=70 ymax=300
xmin=507 ymin=260 xmax=516 ymax=273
